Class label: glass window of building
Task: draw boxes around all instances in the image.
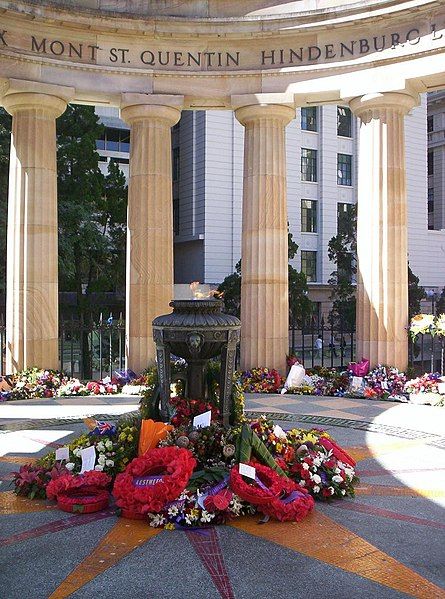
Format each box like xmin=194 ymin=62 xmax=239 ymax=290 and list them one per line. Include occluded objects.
xmin=337 ymin=106 xmax=352 ymax=137
xmin=428 ymin=188 xmax=434 ymax=230
xmin=337 ymin=202 xmax=355 ymax=235
xmin=428 ymin=151 xmax=434 ymax=175
xmin=427 ymin=115 xmax=434 ymax=133
xmin=173 ymin=197 xmax=180 ymax=235
xmin=172 ymin=147 xmax=180 ymax=181
xmin=301 ymin=199 xmax=318 ymax=233
xmin=96 ymin=128 xmax=130 ymax=153
xmin=301 ymin=107 xmax=317 ymax=132
xmin=301 ymin=148 xmax=317 ymax=182
xmin=301 ymin=250 xmax=317 ymax=282
xmin=337 ymin=153 xmax=352 ymax=186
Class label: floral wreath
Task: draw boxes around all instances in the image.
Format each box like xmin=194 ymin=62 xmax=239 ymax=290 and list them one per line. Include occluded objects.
xmin=230 ymin=462 xmax=314 ymax=522
xmin=317 ymin=437 xmax=356 ymax=468
xmin=46 ymin=470 xmax=112 ymax=512
xmin=112 ymin=446 xmax=196 ymax=516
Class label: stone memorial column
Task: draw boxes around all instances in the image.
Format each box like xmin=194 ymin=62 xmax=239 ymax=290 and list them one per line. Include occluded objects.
xmin=121 ymin=94 xmax=183 ymax=373
xmin=3 ymin=81 xmax=73 ymax=372
xmin=235 ymin=101 xmax=295 ymax=374
xmin=350 ymin=92 xmax=418 ymax=370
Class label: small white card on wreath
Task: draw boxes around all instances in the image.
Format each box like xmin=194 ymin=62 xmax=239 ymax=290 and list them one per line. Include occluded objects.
xmin=79 ymin=445 xmax=96 ymax=474
xmin=193 ymin=410 xmax=212 ymax=429
xmin=55 ymin=446 xmax=69 ymax=462
xmin=239 ymin=463 xmax=256 ymax=480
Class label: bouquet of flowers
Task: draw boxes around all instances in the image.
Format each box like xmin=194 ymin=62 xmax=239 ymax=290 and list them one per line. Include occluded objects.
xmin=12 ymin=462 xmax=68 ymax=499
xmin=169 ymin=396 xmax=220 ymax=427
xmin=434 ymin=314 xmax=445 ymax=337
xmin=362 ymin=365 xmax=407 ymax=399
xmin=57 ymin=378 xmax=89 ymax=396
xmin=238 ymin=368 xmax=283 ymax=393
xmin=404 ymin=372 xmax=441 ymax=394
xmin=409 ymin=314 xmax=435 ymax=339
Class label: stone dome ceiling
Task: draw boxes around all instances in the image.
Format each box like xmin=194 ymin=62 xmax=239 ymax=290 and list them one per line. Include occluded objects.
xmin=18 ymin=0 xmax=410 ymax=19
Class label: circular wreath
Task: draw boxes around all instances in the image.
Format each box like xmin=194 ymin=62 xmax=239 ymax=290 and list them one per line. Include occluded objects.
xmin=46 ymin=470 xmax=111 ymax=501
xmin=230 ymin=462 xmax=314 ymax=522
xmin=112 ymin=446 xmax=196 ymax=516
xmin=57 ymin=488 xmax=110 ymax=513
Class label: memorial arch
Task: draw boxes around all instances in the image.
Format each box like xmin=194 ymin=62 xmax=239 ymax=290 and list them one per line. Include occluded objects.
xmin=1 ymin=0 xmax=445 ymax=374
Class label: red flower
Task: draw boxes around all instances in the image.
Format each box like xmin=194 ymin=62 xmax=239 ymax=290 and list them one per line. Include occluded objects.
xmin=204 ymin=489 xmax=233 ymax=512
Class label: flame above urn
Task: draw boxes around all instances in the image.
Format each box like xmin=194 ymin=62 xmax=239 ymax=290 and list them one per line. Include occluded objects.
xmin=152 ymin=298 xmax=241 ymax=426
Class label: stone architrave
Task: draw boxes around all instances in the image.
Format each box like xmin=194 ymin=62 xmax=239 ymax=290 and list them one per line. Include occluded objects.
xmin=350 ymin=92 xmax=419 ymax=370
xmin=120 ymin=94 xmax=183 ymax=373
xmin=234 ymin=98 xmax=295 ymax=373
xmin=2 ymin=80 xmax=73 ymax=372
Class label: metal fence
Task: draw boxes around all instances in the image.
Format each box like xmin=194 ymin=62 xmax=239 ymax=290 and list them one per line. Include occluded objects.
xmin=289 ymin=317 xmax=355 ymax=370
xmin=0 ymin=313 xmax=443 ymax=377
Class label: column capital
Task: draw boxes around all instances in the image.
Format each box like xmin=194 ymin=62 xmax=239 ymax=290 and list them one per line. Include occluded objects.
xmin=120 ymin=93 xmax=183 ymax=126
xmin=232 ymin=93 xmax=295 ymax=126
xmin=349 ymin=91 xmax=419 ymax=119
xmin=2 ymin=79 xmax=74 ymax=117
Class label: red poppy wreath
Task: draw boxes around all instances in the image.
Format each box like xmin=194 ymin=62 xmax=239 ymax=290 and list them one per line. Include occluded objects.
xmin=46 ymin=470 xmax=112 ymax=514
xmin=230 ymin=462 xmax=315 ymax=522
xmin=113 ymin=446 xmax=196 ymax=517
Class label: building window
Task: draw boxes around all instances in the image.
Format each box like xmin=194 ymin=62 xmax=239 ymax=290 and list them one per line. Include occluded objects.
xmin=172 ymin=147 xmax=180 ymax=181
xmin=173 ymin=197 xmax=180 ymax=235
xmin=337 ymin=153 xmax=352 ymax=186
xmin=428 ymin=151 xmax=434 ymax=176
xmin=301 ymin=250 xmax=317 ymax=282
xmin=301 ymin=107 xmax=317 ymax=132
xmin=337 ymin=106 xmax=352 ymax=137
xmin=301 ymin=199 xmax=318 ymax=233
xmin=427 ymin=115 xmax=434 ymax=133
xmin=96 ymin=127 xmax=130 ymax=153
xmin=428 ymin=188 xmax=434 ymax=230
xmin=337 ymin=202 xmax=355 ymax=235
xmin=301 ymin=148 xmax=317 ymax=182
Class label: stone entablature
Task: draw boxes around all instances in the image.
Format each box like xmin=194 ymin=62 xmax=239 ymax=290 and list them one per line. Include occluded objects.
xmin=0 ymin=1 xmax=444 ymax=108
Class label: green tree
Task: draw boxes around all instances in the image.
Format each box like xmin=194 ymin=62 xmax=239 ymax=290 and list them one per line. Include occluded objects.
xmin=407 ymin=265 xmax=425 ymax=318
xmin=328 ymin=204 xmax=357 ymax=331
xmin=435 ymin=287 xmax=445 ymax=316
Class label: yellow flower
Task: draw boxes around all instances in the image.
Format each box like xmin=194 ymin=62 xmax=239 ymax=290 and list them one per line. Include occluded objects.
xmin=189 ymin=509 xmax=199 ymax=520
xmin=119 ymin=433 xmax=127 ymax=442
xmin=127 ymin=435 xmax=134 ymax=442
xmin=164 ymin=522 xmax=175 ymax=530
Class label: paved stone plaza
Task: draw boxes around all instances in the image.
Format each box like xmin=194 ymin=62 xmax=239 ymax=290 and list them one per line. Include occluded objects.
xmin=1 ymin=394 xmax=444 ymax=599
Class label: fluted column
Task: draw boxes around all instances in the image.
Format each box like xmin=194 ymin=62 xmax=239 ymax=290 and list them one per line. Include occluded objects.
xmin=350 ymin=92 xmax=418 ymax=370
xmin=3 ymin=81 xmax=73 ymax=372
xmin=235 ymin=103 xmax=295 ymax=373
xmin=121 ymin=94 xmax=183 ymax=373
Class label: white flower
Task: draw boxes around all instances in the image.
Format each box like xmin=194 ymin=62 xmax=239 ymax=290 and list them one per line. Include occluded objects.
xmin=96 ymin=442 xmax=105 ymax=452
xmin=185 ymin=514 xmax=195 ymax=525
xmin=73 ymin=448 xmax=81 ymax=457
xmin=334 ymin=467 xmax=341 ymax=474
xmin=341 ymin=489 xmax=346 ymax=495
xmin=328 ymin=487 xmax=335 ymax=495
xmin=105 ymin=459 xmax=114 ymax=467
xmin=229 ymin=495 xmax=243 ymax=514
xmin=332 ymin=475 xmax=343 ymax=484
xmin=94 ymin=464 xmax=104 ymax=471
xmin=105 ymin=439 xmax=113 ymax=450
xmin=312 ymin=474 xmax=321 ymax=485
xmin=312 ymin=485 xmax=320 ymax=493
xmin=200 ymin=511 xmax=214 ymax=523
xmin=149 ymin=514 xmax=165 ymax=527
xmin=65 ymin=462 xmax=75 ymax=471
xmin=302 ymin=462 xmax=310 ymax=470
xmin=98 ymin=454 xmax=106 ymax=465
xmin=299 ymin=480 xmax=306 ymax=487
xmin=168 ymin=506 xmax=179 ymax=517
xmin=344 ymin=468 xmax=354 ymax=481
xmin=312 ymin=457 xmax=322 ymax=467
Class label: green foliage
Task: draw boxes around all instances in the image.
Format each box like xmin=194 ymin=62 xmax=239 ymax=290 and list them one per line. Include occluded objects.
xmin=57 ymin=105 xmax=128 ymax=302
xmin=217 ymin=260 xmax=241 ymax=316
xmin=328 ymin=205 xmax=357 ymax=331
xmin=436 ymin=287 xmax=445 ymax=316
xmin=407 ymin=265 xmax=425 ymax=318
xmin=237 ymin=423 xmax=287 ymax=477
